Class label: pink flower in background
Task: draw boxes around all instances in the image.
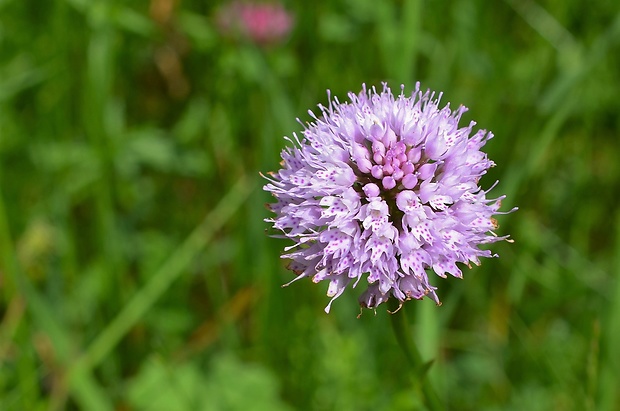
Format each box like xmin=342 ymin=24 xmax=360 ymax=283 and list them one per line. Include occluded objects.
xmin=216 ymin=1 xmax=294 ymax=45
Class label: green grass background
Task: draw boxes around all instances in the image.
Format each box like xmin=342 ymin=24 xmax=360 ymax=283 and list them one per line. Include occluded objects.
xmin=1 ymin=0 xmax=619 ymax=410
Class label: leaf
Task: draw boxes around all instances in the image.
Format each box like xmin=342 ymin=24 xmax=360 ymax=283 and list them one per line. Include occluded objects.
xmin=126 ymin=354 xmax=292 ymax=411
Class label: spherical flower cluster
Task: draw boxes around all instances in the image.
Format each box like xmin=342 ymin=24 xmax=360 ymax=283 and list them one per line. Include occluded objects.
xmin=216 ymin=1 xmax=294 ymax=46
xmin=263 ymin=83 xmax=514 ymax=313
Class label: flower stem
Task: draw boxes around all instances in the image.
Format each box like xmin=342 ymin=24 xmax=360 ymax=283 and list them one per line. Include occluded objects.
xmin=388 ymin=299 xmax=444 ymax=410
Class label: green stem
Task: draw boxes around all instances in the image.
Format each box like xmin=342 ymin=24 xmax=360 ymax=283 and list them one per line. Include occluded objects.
xmin=388 ymin=299 xmax=444 ymax=411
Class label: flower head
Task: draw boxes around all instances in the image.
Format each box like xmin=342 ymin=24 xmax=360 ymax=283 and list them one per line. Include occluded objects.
xmin=216 ymin=1 xmax=294 ymax=46
xmin=263 ymin=83 xmax=514 ymax=313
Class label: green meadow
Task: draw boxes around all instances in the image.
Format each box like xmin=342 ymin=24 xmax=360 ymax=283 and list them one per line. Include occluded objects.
xmin=1 ymin=1 xmax=619 ymax=410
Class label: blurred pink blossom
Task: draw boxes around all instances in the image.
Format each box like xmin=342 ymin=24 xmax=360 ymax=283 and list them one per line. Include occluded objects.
xmin=216 ymin=1 xmax=294 ymax=45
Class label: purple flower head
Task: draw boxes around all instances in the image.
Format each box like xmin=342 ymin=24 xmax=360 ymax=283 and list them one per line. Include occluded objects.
xmin=263 ymin=83 xmax=515 ymax=313
xmin=216 ymin=1 xmax=294 ymax=46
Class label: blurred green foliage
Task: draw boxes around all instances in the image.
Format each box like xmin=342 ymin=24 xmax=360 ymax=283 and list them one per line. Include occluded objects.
xmin=1 ymin=0 xmax=620 ymax=410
